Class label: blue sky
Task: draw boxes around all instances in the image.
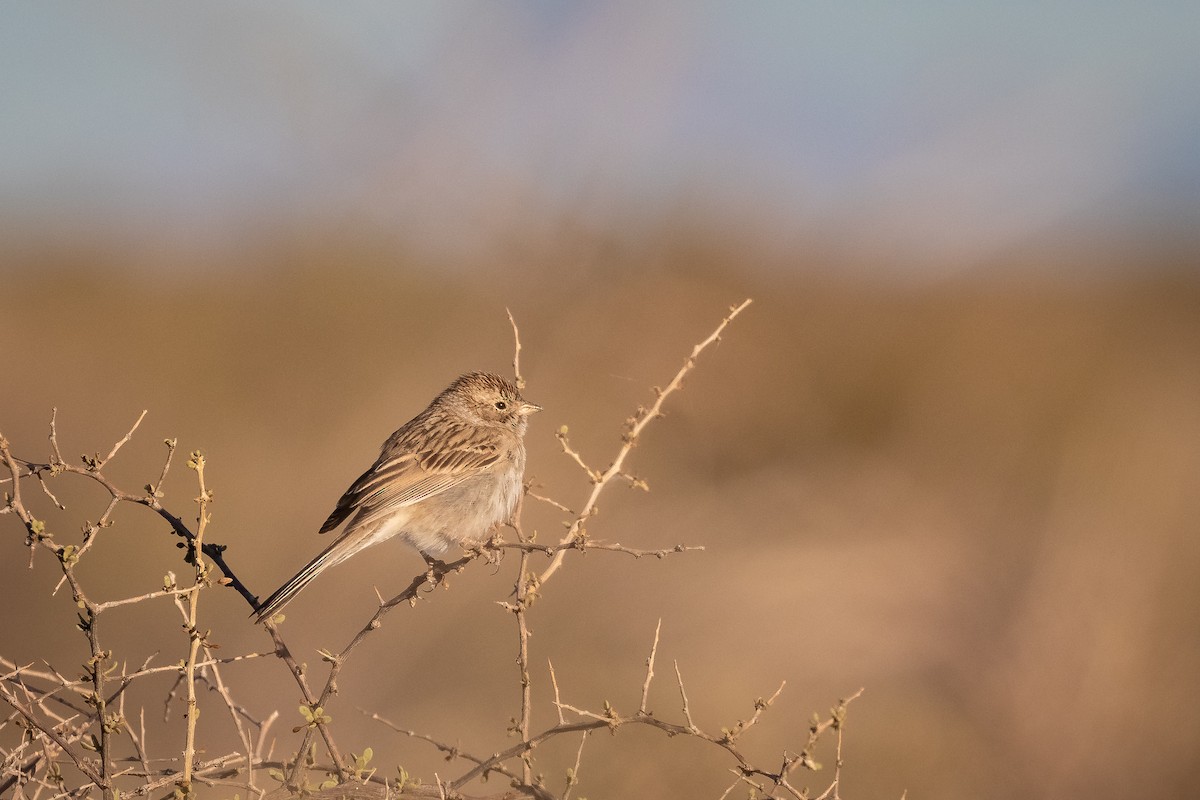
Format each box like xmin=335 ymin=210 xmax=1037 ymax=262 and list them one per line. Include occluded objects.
xmin=2 ymin=2 xmax=1197 ymax=269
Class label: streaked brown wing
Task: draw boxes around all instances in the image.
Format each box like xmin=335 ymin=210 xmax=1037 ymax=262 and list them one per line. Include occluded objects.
xmin=317 ymin=455 xmax=415 ymax=533
xmin=318 ymin=440 xmax=501 ymax=534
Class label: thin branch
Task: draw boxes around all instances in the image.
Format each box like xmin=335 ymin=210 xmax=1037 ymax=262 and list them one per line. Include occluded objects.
xmin=554 ymin=432 xmax=600 ymax=483
xmin=266 ymin=621 xmax=347 ymax=786
xmin=525 ymin=490 xmax=573 ymax=515
xmin=0 ymin=683 xmax=104 ymax=787
xmin=359 ymin=710 xmax=524 ymax=786
xmin=496 ymin=539 xmax=703 ymax=559
xmin=639 ymin=619 xmax=662 ymax=715
xmin=198 ymin=658 xmax=256 ymax=797
xmin=94 ymin=585 xmax=197 ymax=613
xmin=562 ymin=730 xmax=589 ymax=800
xmin=716 ymin=774 xmax=744 ymax=800
xmin=548 ymin=660 xmax=566 ymax=725
xmin=506 ymin=308 xmax=525 ymax=390
xmin=674 ymin=660 xmax=698 ymax=732
xmin=511 ymin=515 xmax=534 ymax=785
xmin=34 ymin=472 xmax=65 ymax=510
xmin=149 ymin=436 xmax=178 ymax=501
xmin=8 ymin=435 xmax=254 ymax=610
xmin=725 ymin=681 xmax=786 ymax=743
xmin=0 ymin=433 xmax=28 ymax=522
xmin=0 ymin=300 xmax=867 ymax=800
xmin=179 ymin=450 xmax=212 ymax=795
xmin=280 ymin=554 xmax=473 ymax=786
xmin=116 ymin=687 xmax=150 ymax=785
xmin=48 ymin=407 xmax=64 ymax=465
xmin=255 ymin=709 xmax=280 ymax=768
xmin=508 ymin=303 xmax=535 ymax=789
xmin=97 ymin=410 xmax=148 ymax=469
xmin=536 ymin=299 xmax=751 ymax=588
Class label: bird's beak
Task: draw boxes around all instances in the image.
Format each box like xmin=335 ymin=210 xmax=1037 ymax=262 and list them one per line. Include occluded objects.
xmin=519 ymin=402 xmax=542 ymax=416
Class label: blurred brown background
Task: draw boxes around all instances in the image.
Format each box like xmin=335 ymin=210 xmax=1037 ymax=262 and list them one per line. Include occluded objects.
xmin=2 ymin=4 xmax=1200 ymax=799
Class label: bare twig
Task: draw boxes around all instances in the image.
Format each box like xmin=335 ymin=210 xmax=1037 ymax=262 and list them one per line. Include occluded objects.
xmin=94 ymin=585 xmax=197 ymax=613
xmin=725 ymin=680 xmax=786 ymax=743
xmin=97 ymin=410 xmax=148 ymax=469
xmin=548 ymin=660 xmax=566 ymax=725
xmin=2 ymin=299 xmax=869 ymax=800
xmin=266 ymin=621 xmax=348 ymax=786
xmin=279 ymin=553 xmax=474 ymax=787
xmin=179 ymin=450 xmax=212 ymax=796
xmin=525 ymin=490 xmax=573 ymax=515
xmin=716 ymin=773 xmax=744 ymax=800
xmin=496 ymin=539 xmax=703 ymax=559
xmin=359 ymin=710 xmax=524 ymax=787
xmin=562 ymin=730 xmax=589 ymax=800
xmin=116 ymin=675 xmax=151 ymax=791
xmin=537 ymin=299 xmax=751 ymax=588
xmin=674 ymin=660 xmax=698 ymax=732
xmin=511 ymin=510 xmax=534 ymax=784
xmin=149 ymin=436 xmax=178 ymax=501
xmin=554 ymin=432 xmax=600 ymax=483
xmin=639 ymin=619 xmax=662 ymax=715
xmin=48 ymin=407 xmax=64 ymax=465
xmin=0 ymin=682 xmax=104 ymax=787
xmin=200 ymin=659 xmax=256 ymax=797
xmin=255 ymin=709 xmax=280 ymax=767
xmin=506 ymin=314 xmax=535 ymax=785
xmin=10 ymin=414 xmax=254 ymax=608
xmin=506 ymin=308 xmax=525 ymax=390
xmin=33 ymin=472 xmax=65 ymax=510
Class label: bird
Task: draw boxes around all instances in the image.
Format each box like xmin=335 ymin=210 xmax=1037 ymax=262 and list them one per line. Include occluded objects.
xmin=254 ymin=372 xmax=540 ymax=622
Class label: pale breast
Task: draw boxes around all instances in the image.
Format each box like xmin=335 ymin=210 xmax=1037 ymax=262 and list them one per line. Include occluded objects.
xmin=398 ymin=442 xmax=525 ymax=554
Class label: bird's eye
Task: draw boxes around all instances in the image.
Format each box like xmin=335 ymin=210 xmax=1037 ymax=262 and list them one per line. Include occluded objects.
xmin=494 ymin=401 xmax=507 ymax=410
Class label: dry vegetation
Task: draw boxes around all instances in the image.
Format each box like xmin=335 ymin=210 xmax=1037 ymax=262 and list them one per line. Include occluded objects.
xmin=2 ymin=298 xmax=868 ymax=799
xmin=2 ymin=228 xmax=1199 ymax=799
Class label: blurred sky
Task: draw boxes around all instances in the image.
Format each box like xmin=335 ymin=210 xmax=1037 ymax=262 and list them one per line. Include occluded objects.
xmin=2 ymin=2 xmax=1198 ymax=271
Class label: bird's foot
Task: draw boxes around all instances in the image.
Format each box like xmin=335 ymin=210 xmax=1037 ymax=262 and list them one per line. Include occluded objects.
xmin=420 ymin=551 xmax=450 ymax=573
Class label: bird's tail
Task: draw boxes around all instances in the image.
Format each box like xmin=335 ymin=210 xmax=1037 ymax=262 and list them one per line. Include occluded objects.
xmin=253 ymin=535 xmax=358 ymax=623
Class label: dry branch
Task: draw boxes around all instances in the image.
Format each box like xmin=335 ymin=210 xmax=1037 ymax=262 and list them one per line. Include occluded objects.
xmin=2 ymin=299 xmax=871 ymax=800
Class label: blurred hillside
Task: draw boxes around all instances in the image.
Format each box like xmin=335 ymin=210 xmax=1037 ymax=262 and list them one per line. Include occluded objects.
xmin=2 ymin=226 xmax=1198 ymax=798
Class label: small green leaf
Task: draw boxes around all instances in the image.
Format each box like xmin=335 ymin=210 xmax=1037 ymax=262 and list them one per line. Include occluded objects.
xmin=59 ymin=544 xmax=79 ymax=567
xmin=298 ymin=704 xmax=331 ymax=728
